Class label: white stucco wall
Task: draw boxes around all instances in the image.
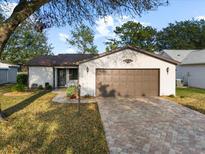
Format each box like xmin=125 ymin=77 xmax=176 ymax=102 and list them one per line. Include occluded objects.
xmin=29 ymin=67 xmax=53 ymax=88
xmin=79 ymin=49 xmax=176 ymax=96
xmin=177 ymin=65 xmax=205 ymax=88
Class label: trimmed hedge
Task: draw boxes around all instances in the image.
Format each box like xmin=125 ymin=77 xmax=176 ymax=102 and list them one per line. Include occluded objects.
xmin=17 ymin=73 xmax=28 ymax=85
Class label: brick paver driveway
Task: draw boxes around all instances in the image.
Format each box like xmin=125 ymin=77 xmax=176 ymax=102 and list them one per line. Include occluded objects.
xmin=97 ymin=97 xmax=205 ymax=154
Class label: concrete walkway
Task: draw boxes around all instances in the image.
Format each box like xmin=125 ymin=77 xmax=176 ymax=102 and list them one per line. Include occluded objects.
xmin=52 ymin=89 xmax=96 ymax=103
xmin=97 ymin=97 xmax=205 ymax=154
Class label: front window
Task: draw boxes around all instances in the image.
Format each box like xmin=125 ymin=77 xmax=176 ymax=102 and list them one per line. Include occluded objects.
xmin=69 ymin=68 xmax=78 ymax=80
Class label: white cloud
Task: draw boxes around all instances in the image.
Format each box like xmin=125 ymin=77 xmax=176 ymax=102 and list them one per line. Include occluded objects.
xmin=95 ymin=15 xmax=114 ymax=38
xmin=95 ymin=15 xmax=150 ymax=39
xmin=195 ymin=16 xmax=205 ymax=20
xmin=65 ymin=48 xmax=77 ymax=53
xmin=59 ymin=33 xmax=69 ymax=42
xmin=0 ymin=2 xmax=17 ymax=17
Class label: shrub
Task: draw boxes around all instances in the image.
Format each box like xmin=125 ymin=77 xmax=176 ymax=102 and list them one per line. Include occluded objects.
xmin=11 ymin=84 xmax=25 ymax=92
xmin=168 ymin=94 xmax=175 ymax=98
xmin=180 ymin=95 xmax=185 ymax=98
xmin=45 ymin=82 xmax=52 ymax=90
xmin=46 ymin=85 xmax=52 ymax=90
xmin=84 ymin=94 xmax=91 ymax=98
xmin=38 ymin=85 xmax=43 ymax=90
xmin=31 ymin=83 xmax=38 ymax=89
xmin=17 ymin=73 xmax=28 ymax=85
xmin=66 ymin=85 xmax=77 ymax=97
xmin=45 ymin=82 xmax=49 ymax=88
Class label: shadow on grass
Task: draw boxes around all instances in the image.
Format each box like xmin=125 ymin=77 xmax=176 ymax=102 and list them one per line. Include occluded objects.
xmin=183 ymin=104 xmax=205 ymax=114
xmin=29 ymin=103 xmax=108 ymax=153
xmin=3 ymin=91 xmax=48 ymax=117
xmin=0 ymin=101 xmax=108 ymax=153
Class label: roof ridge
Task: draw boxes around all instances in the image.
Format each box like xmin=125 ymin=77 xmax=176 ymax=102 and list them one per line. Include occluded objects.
xmin=58 ymin=53 xmax=97 ymax=55
xmin=78 ymin=46 xmax=179 ymax=65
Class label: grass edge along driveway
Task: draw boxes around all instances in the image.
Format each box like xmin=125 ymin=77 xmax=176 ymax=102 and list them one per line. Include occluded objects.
xmin=164 ymin=87 xmax=205 ymax=114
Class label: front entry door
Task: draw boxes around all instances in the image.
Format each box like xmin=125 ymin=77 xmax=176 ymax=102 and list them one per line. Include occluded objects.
xmin=57 ymin=69 xmax=66 ymax=87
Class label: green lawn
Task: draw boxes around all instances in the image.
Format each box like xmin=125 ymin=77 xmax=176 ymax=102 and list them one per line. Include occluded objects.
xmin=0 ymin=84 xmax=37 ymax=110
xmin=0 ymin=85 xmax=108 ymax=153
xmin=165 ymin=87 xmax=205 ymax=114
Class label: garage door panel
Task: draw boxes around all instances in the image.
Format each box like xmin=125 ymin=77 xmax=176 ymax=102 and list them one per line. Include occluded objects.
xmin=96 ymin=69 xmax=159 ymax=97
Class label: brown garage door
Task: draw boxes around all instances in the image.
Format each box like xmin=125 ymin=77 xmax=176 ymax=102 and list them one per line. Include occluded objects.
xmin=96 ymin=69 xmax=159 ymax=97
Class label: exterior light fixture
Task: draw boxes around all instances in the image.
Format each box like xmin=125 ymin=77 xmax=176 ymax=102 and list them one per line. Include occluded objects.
xmin=86 ymin=67 xmax=89 ymax=73
xmin=166 ymin=67 xmax=169 ymax=74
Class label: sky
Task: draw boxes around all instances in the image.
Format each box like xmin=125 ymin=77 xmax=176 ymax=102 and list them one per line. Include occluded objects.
xmin=2 ymin=0 xmax=205 ymax=54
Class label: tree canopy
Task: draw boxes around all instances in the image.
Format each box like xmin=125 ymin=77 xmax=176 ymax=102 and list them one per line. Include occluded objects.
xmin=106 ymin=19 xmax=205 ymax=52
xmin=157 ymin=20 xmax=205 ymax=50
xmin=106 ymin=21 xmax=157 ymax=52
xmin=1 ymin=18 xmax=53 ymax=65
xmin=67 ymin=25 xmax=98 ymax=54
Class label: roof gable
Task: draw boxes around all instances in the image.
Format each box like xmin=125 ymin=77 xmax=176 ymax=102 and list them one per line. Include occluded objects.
xmin=79 ymin=46 xmax=178 ymax=65
xmin=162 ymin=50 xmax=194 ymax=62
xmin=181 ymin=49 xmax=205 ymax=65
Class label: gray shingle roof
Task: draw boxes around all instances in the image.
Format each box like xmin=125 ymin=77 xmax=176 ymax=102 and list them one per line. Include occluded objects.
xmin=181 ymin=50 xmax=205 ymax=65
xmin=27 ymin=54 xmax=96 ymax=66
xmin=162 ymin=50 xmax=195 ymax=62
xmin=28 ymin=46 xmax=179 ymax=66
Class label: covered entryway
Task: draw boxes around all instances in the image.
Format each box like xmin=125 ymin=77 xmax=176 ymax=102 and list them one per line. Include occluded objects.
xmin=96 ymin=69 xmax=159 ymax=97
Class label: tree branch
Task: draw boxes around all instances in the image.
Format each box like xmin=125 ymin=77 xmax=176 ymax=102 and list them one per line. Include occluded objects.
xmin=0 ymin=0 xmax=49 ymax=57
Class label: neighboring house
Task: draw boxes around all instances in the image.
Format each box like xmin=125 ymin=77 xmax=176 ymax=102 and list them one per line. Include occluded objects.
xmin=161 ymin=49 xmax=205 ymax=89
xmin=160 ymin=50 xmax=194 ymax=79
xmin=28 ymin=46 xmax=178 ymax=97
xmin=0 ymin=62 xmax=19 ymax=84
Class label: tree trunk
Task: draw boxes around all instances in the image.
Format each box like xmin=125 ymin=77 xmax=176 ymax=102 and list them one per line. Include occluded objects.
xmin=0 ymin=103 xmax=3 ymax=120
xmin=0 ymin=0 xmax=49 ymax=57
xmin=0 ymin=101 xmax=5 ymax=121
xmin=0 ymin=0 xmax=49 ymax=120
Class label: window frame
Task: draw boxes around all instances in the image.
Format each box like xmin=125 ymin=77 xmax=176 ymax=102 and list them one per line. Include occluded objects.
xmin=69 ymin=68 xmax=78 ymax=80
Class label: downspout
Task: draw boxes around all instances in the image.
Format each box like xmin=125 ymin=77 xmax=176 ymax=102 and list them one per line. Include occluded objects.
xmin=6 ymin=68 xmax=8 ymax=83
xmin=53 ymin=67 xmax=55 ymax=89
xmin=77 ymin=65 xmax=80 ymax=97
xmin=27 ymin=66 xmax=29 ymax=88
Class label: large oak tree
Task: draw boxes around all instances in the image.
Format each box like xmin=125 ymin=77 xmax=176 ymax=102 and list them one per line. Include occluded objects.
xmin=0 ymin=0 xmax=168 ymax=56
